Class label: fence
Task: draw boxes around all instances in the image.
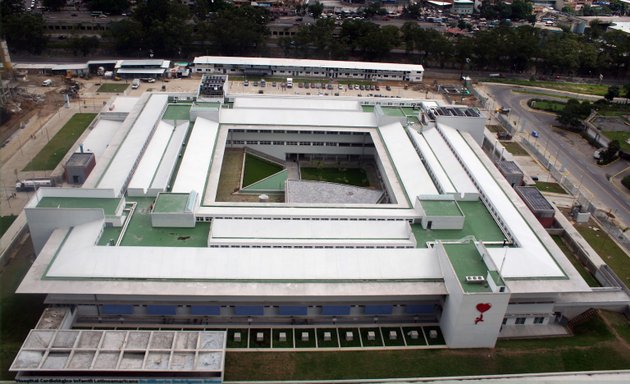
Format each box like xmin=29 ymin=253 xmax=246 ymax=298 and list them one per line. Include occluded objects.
xmin=519 ymin=136 xmax=630 ymax=253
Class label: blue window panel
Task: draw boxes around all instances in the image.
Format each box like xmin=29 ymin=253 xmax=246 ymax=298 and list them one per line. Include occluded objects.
xmin=364 ymin=305 xmax=393 ymax=315
xmin=278 ymin=306 xmax=307 ymax=316
xmin=321 ymin=305 xmax=351 ymax=316
xmin=146 ymin=305 xmax=177 ymax=316
xmin=102 ymin=304 xmax=134 ymax=315
xmin=405 ymin=304 xmax=435 ymax=314
xmin=191 ymin=305 xmax=221 ymax=316
xmin=234 ymin=306 xmax=264 ymax=316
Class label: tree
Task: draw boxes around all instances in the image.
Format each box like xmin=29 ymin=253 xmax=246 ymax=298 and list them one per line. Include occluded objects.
xmin=43 ymin=0 xmax=67 ymax=11
xmin=556 ymin=99 xmax=591 ymax=130
xmin=308 ymin=1 xmax=324 ymax=19
xmin=107 ymin=19 xmax=144 ymax=53
xmin=201 ymin=5 xmax=270 ymax=55
xmin=600 ymin=139 xmax=620 ymax=163
xmin=1 ymin=13 xmax=48 ymax=54
xmin=623 ymin=84 xmax=630 ymax=99
xmin=622 ymin=175 xmax=630 ymax=191
xmin=605 ymin=85 xmax=620 ymax=101
xmin=69 ymin=36 xmax=100 ymax=56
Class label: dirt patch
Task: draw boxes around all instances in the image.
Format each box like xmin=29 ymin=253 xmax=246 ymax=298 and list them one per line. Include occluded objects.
xmin=1 ymin=75 xmax=65 ymax=144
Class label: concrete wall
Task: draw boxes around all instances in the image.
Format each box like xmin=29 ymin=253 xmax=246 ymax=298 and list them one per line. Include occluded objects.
xmin=26 ymin=208 xmax=105 ymax=254
xmin=421 ymin=215 xmax=465 ymax=230
xmin=436 ymin=242 xmax=511 ymax=348
xmin=151 ymin=212 xmax=195 ymax=228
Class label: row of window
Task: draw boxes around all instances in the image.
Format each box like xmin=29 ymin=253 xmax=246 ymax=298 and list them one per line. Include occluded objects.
xmin=206 ymin=244 xmax=413 ymax=249
xmin=504 ymin=317 xmax=545 ymax=325
xmin=47 ymin=24 xmax=108 ymax=31
xmin=230 ymin=129 xmax=366 ymax=135
xmin=227 ymin=140 xmax=374 ymax=148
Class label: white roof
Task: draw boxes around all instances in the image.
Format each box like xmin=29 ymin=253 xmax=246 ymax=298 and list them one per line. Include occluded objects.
xmin=378 ymin=122 xmax=438 ymax=201
xmin=151 ymin=121 xmax=189 ymax=191
xmin=407 ymin=128 xmax=456 ymax=194
xmin=220 ymin=108 xmax=376 ymax=127
xmin=609 ymin=21 xmax=630 ymax=33
xmin=52 ymin=63 xmax=88 ymax=71
xmin=97 ymin=94 xmax=168 ymax=194
xmin=172 ymin=117 xmax=219 ymax=195
xmin=194 ymin=56 xmax=423 ymax=73
xmin=127 ymin=121 xmax=176 ymax=194
xmin=76 ymin=119 xmax=122 ymax=159
xmin=42 ymin=220 xmax=438 ymax=281
xmin=209 ymin=219 xmax=413 ymax=246
xmin=117 ymin=68 xmax=166 ymax=75
xmin=233 ymin=97 xmax=362 ymax=111
xmin=438 ymin=125 xmax=564 ymax=278
xmin=107 ymin=96 xmax=140 ymax=113
xmin=422 ymin=127 xmax=478 ymax=195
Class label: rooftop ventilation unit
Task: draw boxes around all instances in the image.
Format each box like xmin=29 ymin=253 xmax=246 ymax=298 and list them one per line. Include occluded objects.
xmin=465 ymin=275 xmax=486 ymax=284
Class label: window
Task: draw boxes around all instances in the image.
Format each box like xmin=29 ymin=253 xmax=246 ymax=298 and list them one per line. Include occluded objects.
xmin=502 ymin=318 xmax=507 ymax=325
xmin=515 ymin=317 xmax=526 ymax=325
xmin=534 ymin=317 xmax=545 ymax=324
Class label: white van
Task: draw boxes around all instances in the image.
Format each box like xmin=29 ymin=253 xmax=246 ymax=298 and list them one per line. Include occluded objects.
xmin=42 ymin=79 xmax=52 ymax=87
xmin=131 ymin=79 xmax=140 ymax=89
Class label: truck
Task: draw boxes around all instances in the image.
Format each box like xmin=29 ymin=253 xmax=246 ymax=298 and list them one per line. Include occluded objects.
xmin=286 ymin=78 xmax=293 ymax=88
xmin=16 ymin=179 xmax=54 ymax=192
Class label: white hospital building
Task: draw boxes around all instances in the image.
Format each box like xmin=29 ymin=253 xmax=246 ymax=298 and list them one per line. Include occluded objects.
xmin=9 ymin=78 xmax=629 ymax=382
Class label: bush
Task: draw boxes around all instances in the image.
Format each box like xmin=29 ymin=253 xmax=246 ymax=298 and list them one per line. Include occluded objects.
xmin=622 ymin=175 xmax=630 ymax=191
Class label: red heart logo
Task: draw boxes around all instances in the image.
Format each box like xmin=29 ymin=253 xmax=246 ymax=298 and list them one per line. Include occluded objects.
xmin=476 ymin=303 xmax=491 ymax=313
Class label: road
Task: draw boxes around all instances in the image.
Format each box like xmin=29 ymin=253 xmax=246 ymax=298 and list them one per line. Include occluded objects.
xmin=483 ymin=84 xmax=630 ymax=228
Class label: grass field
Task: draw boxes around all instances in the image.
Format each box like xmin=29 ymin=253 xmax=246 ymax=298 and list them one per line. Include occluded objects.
xmin=300 ymin=167 xmax=369 ymax=187
xmin=0 ymin=241 xmax=46 ymax=380
xmin=535 ymin=181 xmax=567 ymax=194
xmin=242 ymin=154 xmax=283 ymax=187
xmin=486 ymin=79 xmax=609 ymax=96
xmin=500 ymin=141 xmax=530 ymax=156
xmin=552 ymin=235 xmax=600 ymax=287
xmin=529 ymin=99 xmax=566 ymax=113
xmin=573 ymin=220 xmax=630 ymax=285
xmin=97 ymin=83 xmax=129 ymax=93
xmin=224 ymin=311 xmax=630 ymax=380
xmin=602 ymin=131 xmax=630 ymax=152
xmin=0 ymin=215 xmax=17 ymax=237
xmin=23 ymin=113 xmax=97 ymax=171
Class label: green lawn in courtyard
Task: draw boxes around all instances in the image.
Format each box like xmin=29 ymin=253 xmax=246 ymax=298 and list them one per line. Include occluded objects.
xmin=242 ymin=154 xmax=283 ymax=187
xmin=500 ymin=141 xmax=530 ymax=156
xmin=300 ymin=167 xmax=369 ymax=187
xmin=552 ymin=235 xmax=600 ymax=287
xmin=294 ymin=329 xmax=316 ymax=348
xmin=226 ymin=329 xmax=248 ymax=349
xmin=97 ymin=83 xmax=129 ymax=93
xmin=272 ymin=329 xmax=294 ymax=349
xmin=0 ymin=242 xmax=46 ymax=380
xmin=339 ymin=328 xmax=361 ymax=348
xmin=249 ymin=329 xmax=271 ymax=348
xmin=573 ymin=220 xmax=630 ymax=285
xmin=529 ymin=99 xmax=566 ymax=113
xmin=486 ymin=79 xmax=609 ymax=96
xmin=24 ymin=113 xmax=97 ymax=171
xmin=0 ymin=215 xmax=17 ymax=237
xmin=316 ymin=328 xmax=339 ymax=348
xmin=602 ymin=131 xmax=630 ymax=152
xmin=535 ymin=181 xmax=567 ymax=194
xmin=224 ymin=312 xmax=630 ymax=381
